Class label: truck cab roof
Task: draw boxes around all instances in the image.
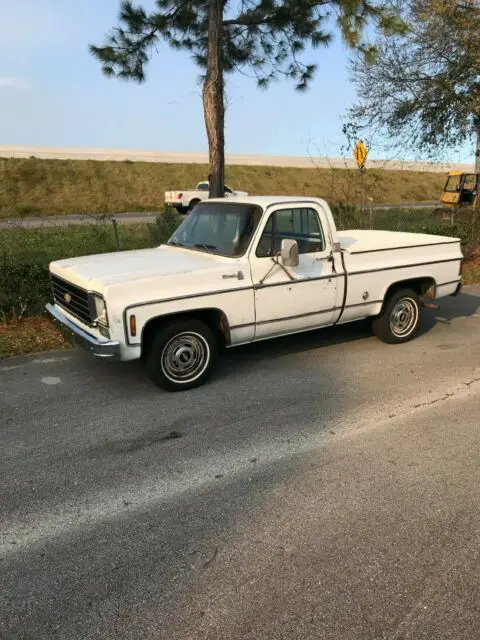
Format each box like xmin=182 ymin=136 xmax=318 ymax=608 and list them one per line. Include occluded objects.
xmin=205 ymin=195 xmax=329 ymax=208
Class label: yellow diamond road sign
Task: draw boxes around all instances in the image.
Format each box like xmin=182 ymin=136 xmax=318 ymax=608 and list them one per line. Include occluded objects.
xmin=353 ymin=140 xmax=367 ymax=169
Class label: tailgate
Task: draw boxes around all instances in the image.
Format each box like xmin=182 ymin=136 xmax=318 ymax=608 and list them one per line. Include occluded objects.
xmin=165 ymin=191 xmax=180 ymax=200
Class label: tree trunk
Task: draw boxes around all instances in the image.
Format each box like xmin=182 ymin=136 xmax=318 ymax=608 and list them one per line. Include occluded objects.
xmin=475 ymin=126 xmax=480 ymax=175
xmin=203 ymin=0 xmax=225 ymax=199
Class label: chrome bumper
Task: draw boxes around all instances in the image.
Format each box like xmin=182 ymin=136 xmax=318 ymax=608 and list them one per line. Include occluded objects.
xmin=46 ymin=303 xmax=121 ymax=360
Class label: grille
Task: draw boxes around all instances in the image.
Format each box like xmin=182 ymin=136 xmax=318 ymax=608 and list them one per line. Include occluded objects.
xmin=51 ymin=275 xmax=92 ymax=326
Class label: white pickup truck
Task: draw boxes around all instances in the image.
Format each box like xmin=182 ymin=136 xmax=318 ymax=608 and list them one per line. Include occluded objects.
xmin=46 ymin=196 xmax=463 ymax=391
xmin=165 ymin=181 xmax=248 ymax=214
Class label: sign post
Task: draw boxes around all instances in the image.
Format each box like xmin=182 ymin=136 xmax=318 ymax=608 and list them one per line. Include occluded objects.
xmin=353 ymin=140 xmax=368 ymax=226
xmin=353 ymin=140 xmax=367 ymax=170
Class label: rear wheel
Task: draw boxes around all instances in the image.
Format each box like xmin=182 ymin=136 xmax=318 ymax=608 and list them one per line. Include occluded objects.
xmin=175 ymin=205 xmax=188 ymax=215
xmin=188 ymin=199 xmax=200 ymax=213
xmin=372 ymin=288 xmax=421 ymax=344
xmin=145 ymin=318 xmax=218 ymax=391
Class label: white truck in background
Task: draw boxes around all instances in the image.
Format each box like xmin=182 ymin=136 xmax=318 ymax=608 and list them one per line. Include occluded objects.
xmin=46 ymin=196 xmax=463 ymax=392
xmin=165 ymin=181 xmax=248 ymax=214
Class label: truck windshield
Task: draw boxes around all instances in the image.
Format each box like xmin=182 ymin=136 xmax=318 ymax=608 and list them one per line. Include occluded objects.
xmin=168 ymin=202 xmax=263 ymax=257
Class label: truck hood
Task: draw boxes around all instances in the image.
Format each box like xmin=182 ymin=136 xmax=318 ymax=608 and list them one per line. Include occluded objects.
xmin=50 ymin=245 xmax=238 ymax=290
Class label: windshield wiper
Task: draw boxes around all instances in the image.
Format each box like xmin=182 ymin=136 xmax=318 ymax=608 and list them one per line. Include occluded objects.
xmin=167 ymin=240 xmax=184 ymax=247
xmin=194 ymin=243 xmax=217 ymax=253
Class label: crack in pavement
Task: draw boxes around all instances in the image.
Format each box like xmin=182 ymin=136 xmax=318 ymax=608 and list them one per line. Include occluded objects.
xmin=413 ymin=393 xmax=455 ymax=409
xmin=409 ymin=376 xmax=480 ymax=411
xmin=464 ymin=376 xmax=480 ymax=387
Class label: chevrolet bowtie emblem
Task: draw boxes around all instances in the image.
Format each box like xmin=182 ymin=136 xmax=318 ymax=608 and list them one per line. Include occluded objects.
xmin=64 ymin=293 xmax=72 ymax=304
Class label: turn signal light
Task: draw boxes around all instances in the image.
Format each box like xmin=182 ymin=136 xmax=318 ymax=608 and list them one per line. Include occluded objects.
xmin=130 ymin=314 xmax=137 ymax=337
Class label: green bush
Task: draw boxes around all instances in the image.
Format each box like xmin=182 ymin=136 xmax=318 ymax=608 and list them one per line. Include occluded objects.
xmin=0 ymin=217 xmax=182 ymax=323
xmin=330 ymin=204 xmax=364 ymax=230
xmin=0 ymin=260 xmax=51 ymax=321
xmin=150 ymin=209 xmax=182 ymax=244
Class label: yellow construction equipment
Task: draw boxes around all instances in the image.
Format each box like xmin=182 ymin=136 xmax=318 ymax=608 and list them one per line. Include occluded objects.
xmin=433 ymin=171 xmax=479 ymax=223
xmin=440 ymin=171 xmax=478 ymax=209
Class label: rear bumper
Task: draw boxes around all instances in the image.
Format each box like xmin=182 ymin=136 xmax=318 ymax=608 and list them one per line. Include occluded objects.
xmin=46 ymin=303 xmax=121 ymax=360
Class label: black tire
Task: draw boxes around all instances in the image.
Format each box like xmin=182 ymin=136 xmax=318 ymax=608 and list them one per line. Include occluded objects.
xmin=145 ymin=318 xmax=218 ymax=391
xmin=175 ymin=205 xmax=188 ymax=215
xmin=188 ymin=199 xmax=200 ymax=213
xmin=372 ymin=288 xmax=421 ymax=344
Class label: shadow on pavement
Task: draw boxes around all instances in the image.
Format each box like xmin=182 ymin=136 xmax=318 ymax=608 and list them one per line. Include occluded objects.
xmin=420 ymin=290 xmax=479 ymax=335
xmin=1 ymin=290 xmax=479 ymax=639
xmin=70 ymin=288 xmax=478 ymax=391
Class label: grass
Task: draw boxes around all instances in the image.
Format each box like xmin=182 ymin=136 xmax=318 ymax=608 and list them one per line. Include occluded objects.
xmin=0 ymin=221 xmax=166 ymax=263
xmin=463 ymin=249 xmax=480 ymax=285
xmin=0 ymin=318 xmax=69 ymax=358
xmin=0 ymin=218 xmax=178 ymax=357
xmin=0 ymin=157 xmax=446 ymax=218
xmin=0 ymin=217 xmax=178 ymax=324
xmin=464 ymin=264 xmax=480 ymax=284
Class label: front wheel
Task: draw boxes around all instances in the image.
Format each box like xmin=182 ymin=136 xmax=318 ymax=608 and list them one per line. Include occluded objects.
xmin=372 ymin=288 xmax=421 ymax=344
xmin=145 ymin=318 xmax=218 ymax=391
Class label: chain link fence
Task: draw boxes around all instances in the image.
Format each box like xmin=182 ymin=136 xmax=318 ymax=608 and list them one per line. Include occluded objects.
xmin=0 ymin=210 xmax=181 ymax=323
xmin=331 ymin=204 xmax=480 ymax=258
xmin=1 ymin=203 xmax=478 ymax=323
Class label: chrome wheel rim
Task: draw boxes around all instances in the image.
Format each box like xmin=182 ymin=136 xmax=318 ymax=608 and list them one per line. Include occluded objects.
xmin=161 ymin=332 xmax=210 ymax=384
xmin=389 ymin=298 xmax=418 ymax=338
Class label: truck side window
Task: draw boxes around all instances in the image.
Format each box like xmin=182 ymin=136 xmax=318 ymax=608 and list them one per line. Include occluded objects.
xmin=256 ymin=208 xmax=325 ymax=257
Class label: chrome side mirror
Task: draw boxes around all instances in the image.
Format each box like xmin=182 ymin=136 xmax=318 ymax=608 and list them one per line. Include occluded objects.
xmin=280 ymin=239 xmax=299 ymax=267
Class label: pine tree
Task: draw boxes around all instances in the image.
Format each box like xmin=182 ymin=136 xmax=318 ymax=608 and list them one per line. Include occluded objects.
xmin=91 ymin=1 xmax=402 ymax=197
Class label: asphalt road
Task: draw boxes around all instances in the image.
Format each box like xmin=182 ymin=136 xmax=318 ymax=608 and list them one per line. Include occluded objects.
xmin=0 ymin=203 xmax=440 ymax=229
xmin=1 ymin=286 xmax=480 ymax=639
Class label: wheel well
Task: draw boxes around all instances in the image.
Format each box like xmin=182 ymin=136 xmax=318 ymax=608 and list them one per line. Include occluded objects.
xmin=141 ymin=309 xmax=230 ymax=357
xmin=382 ymin=277 xmax=436 ymax=307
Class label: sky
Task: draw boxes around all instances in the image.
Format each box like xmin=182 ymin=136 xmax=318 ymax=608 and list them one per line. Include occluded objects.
xmin=0 ymin=0 xmax=475 ymax=163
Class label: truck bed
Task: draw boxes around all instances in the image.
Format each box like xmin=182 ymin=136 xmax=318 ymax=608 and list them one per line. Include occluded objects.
xmin=338 ymin=230 xmax=459 ymax=254
xmin=335 ymin=229 xmax=463 ymax=326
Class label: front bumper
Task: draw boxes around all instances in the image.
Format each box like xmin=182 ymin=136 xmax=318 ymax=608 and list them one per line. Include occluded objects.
xmin=46 ymin=303 xmax=121 ymax=360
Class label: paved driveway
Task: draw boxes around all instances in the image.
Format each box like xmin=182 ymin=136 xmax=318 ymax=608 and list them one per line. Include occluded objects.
xmin=1 ymin=286 xmax=479 ymax=639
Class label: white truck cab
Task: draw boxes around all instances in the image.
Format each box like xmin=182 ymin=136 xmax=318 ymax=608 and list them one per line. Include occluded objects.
xmin=47 ymin=197 xmax=463 ymax=391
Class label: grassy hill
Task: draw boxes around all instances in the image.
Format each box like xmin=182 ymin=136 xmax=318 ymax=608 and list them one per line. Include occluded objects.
xmin=0 ymin=157 xmax=445 ymax=218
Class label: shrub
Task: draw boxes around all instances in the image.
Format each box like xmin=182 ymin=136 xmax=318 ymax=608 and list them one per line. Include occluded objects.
xmin=150 ymin=209 xmax=181 ymax=244
xmin=330 ymin=203 xmax=364 ymax=230
xmin=0 ymin=260 xmax=51 ymax=322
xmin=0 ymin=217 xmax=182 ymax=323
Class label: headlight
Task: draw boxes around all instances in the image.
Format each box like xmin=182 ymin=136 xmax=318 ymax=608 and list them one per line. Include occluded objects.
xmin=92 ymin=294 xmax=109 ymax=327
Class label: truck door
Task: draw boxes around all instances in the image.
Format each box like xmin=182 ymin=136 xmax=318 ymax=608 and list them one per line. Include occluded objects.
xmin=250 ymin=204 xmax=338 ymax=339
